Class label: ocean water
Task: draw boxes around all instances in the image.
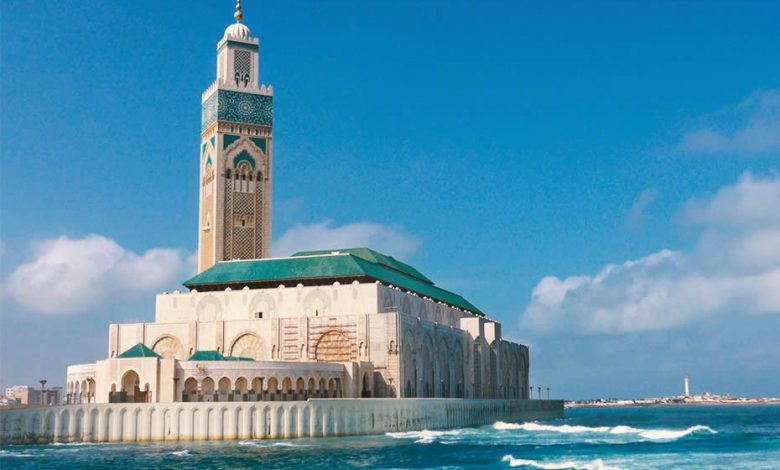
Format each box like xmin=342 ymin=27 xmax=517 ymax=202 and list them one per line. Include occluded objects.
xmin=2 ymin=404 xmax=778 ymax=469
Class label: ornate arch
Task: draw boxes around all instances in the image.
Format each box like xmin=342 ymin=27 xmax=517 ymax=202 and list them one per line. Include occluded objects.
xmin=229 ymin=332 xmax=266 ymax=360
xmin=151 ymin=335 xmax=185 ymax=360
xmin=224 ymin=139 xmax=268 ymax=174
xmin=303 ymin=289 xmax=332 ymax=317
xmin=247 ymin=292 xmax=276 ymax=318
xmin=196 ymin=295 xmax=222 ymax=321
xmin=314 ymin=330 xmax=354 ymax=362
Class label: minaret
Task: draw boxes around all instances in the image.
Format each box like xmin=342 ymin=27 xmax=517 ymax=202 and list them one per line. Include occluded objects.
xmin=684 ymin=376 xmax=690 ymax=397
xmin=198 ymin=0 xmax=273 ymax=272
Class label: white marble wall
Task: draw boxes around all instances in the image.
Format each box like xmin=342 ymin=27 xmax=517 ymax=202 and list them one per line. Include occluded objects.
xmin=0 ymin=399 xmax=564 ymax=445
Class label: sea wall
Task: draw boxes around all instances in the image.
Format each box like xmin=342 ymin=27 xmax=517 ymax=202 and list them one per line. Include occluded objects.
xmin=0 ymin=399 xmax=562 ymax=445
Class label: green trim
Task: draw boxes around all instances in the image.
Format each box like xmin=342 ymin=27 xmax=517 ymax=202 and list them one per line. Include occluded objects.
xmin=223 ymin=134 xmax=241 ymax=150
xmin=188 ymin=350 xmax=254 ymax=361
xmin=249 ymin=137 xmax=266 ymax=154
xmin=117 ymin=343 xmax=160 ymax=359
xmin=210 ymin=136 xmax=216 ymax=149
xmin=205 ymin=155 xmax=213 ymax=168
xmin=201 ymin=142 xmax=208 ymax=157
xmin=232 ymin=150 xmax=256 ymax=170
xmin=218 ymin=40 xmax=259 ymax=53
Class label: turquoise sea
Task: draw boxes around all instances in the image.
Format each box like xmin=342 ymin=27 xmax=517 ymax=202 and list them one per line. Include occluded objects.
xmin=2 ymin=404 xmax=778 ymax=469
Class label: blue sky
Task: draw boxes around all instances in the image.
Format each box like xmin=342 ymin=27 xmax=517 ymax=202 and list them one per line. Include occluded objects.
xmin=1 ymin=0 xmax=779 ymax=399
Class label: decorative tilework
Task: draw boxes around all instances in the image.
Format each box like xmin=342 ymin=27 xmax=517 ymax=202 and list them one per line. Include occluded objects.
xmin=201 ymin=92 xmax=218 ymax=131
xmin=249 ymin=137 xmax=267 ymax=154
xmin=218 ymin=90 xmax=273 ymax=126
xmin=201 ymin=142 xmax=208 ymax=157
xmin=223 ymin=134 xmax=241 ymax=149
xmin=233 ymin=150 xmax=256 ymax=170
xmin=202 ymin=90 xmax=272 ymax=131
xmin=210 ymin=136 xmax=216 ymax=149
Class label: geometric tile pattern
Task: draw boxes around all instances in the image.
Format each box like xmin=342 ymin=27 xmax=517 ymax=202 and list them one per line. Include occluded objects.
xmin=202 ymin=91 xmax=273 ymax=131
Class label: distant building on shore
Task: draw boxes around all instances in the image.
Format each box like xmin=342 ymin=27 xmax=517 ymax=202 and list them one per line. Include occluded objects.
xmin=3 ymin=385 xmax=62 ymax=406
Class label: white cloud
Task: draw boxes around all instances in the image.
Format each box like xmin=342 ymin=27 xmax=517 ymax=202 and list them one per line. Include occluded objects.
xmin=273 ymin=219 xmax=420 ymax=258
xmin=681 ymin=171 xmax=780 ymax=228
xmin=521 ymin=172 xmax=780 ymax=334
xmin=679 ymin=90 xmax=780 ymax=156
xmin=2 ymin=235 xmax=193 ymax=315
xmin=626 ymin=188 xmax=658 ymax=227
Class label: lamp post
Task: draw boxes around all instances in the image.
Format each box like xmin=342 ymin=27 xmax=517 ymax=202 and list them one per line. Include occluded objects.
xmin=39 ymin=380 xmax=47 ymax=405
xmin=546 ymin=387 xmax=550 ymax=400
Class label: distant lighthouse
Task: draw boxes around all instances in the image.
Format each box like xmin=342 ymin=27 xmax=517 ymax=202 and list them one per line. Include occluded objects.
xmin=684 ymin=376 xmax=690 ymax=397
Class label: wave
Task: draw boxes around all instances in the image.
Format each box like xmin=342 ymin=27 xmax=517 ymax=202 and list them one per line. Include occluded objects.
xmin=386 ymin=429 xmax=464 ymax=444
xmin=238 ymin=441 xmax=303 ymax=448
xmin=493 ymin=422 xmax=717 ymax=441
xmin=171 ymin=450 xmax=191 ymax=457
xmin=502 ymin=455 xmax=625 ymax=470
xmin=0 ymin=450 xmax=36 ymax=458
xmin=51 ymin=442 xmax=98 ymax=447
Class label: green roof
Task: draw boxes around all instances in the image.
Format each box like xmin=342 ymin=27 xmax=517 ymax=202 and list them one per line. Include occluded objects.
xmin=188 ymin=351 xmax=254 ymax=361
xmin=292 ymin=248 xmax=433 ymax=284
xmin=117 ymin=343 xmax=160 ymax=359
xmin=183 ymin=248 xmax=484 ymax=316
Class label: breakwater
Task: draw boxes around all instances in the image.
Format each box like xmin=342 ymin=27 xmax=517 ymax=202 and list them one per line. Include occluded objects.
xmin=0 ymin=399 xmax=562 ymax=445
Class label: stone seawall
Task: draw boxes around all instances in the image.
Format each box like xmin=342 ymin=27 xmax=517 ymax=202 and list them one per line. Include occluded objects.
xmin=0 ymin=399 xmax=563 ymax=445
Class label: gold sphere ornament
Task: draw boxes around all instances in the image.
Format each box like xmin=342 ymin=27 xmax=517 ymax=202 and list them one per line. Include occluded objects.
xmin=234 ymin=1 xmax=243 ymax=22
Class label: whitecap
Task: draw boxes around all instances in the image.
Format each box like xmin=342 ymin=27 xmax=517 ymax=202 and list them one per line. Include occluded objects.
xmin=171 ymin=450 xmax=191 ymax=457
xmin=386 ymin=429 xmax=463 ymax=444
xmin=238 ymin=440 xmax=302 ymax=448
xmin=494 ymin=421 xmax=716 ymax=441
xmin=0 ymin=450 xmax=35 ymax=458
xmin=637 ymin=425 xmax=717 ymax=440
xmin=501 ymin=455 xmax=625 ymax=470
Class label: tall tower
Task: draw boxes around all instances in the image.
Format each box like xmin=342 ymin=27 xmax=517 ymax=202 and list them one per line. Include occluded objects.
xmin=198 ymin=1 xmax=273 ymax=273
xmin=684 ymin=376 xmax=690 ymax=397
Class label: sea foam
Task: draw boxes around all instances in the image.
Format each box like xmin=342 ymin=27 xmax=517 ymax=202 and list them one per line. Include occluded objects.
xmin=502 ymin=455 xmax=625 ymax=470
xmin=0 ymin=450 xmax=36 ymax=458
xmin=386 ymin=429 xmax=464 ymax=444
xmin=493 ymin=422 xmax=716 ymax=441
xmin=238 ymin=440 xmax=303 ymax=448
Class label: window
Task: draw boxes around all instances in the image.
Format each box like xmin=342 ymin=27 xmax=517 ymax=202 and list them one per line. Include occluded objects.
xmin=255 ymin=311 xmax=263 ymax=319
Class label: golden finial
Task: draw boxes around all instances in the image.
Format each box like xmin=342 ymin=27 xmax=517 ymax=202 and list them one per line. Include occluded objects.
xmin=234 ymin=0 xmax=243 ymax=23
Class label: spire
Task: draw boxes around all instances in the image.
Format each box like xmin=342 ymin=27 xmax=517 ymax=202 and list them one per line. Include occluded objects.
xmin=234 ymin=0 xmax=243 ymax=23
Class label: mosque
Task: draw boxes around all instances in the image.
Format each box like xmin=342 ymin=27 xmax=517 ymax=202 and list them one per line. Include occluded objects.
xmin=63 ymin=2 xmax=530 ymax=407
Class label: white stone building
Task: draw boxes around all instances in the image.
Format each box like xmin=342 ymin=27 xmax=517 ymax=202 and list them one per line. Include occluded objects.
xmin=64 ymin=4 xmax=530 ymax=407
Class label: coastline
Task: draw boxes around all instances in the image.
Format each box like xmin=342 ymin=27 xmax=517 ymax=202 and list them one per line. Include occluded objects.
xmin=566 ymin=400 xmax=780 ymax=409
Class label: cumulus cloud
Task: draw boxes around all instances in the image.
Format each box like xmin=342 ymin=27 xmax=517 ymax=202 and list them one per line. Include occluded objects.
xmin=679 ymin=90 xmax=780 ymax=156
xmin=2 ymin=235 xmax=193 ymax=315
xmin=521 ymin=171 xmax=780 ymax=334
xmin=273 ymin=219 xmax=420 ymax=258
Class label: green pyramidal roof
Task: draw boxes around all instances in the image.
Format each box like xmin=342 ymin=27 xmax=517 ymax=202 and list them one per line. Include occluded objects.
xmin=117 ymin=343 xmax=160 ymax=359
xmin=292 ymin=248 xmax=433 ymax=284
xmin=183 ymin=248 xmax=484 ymax=316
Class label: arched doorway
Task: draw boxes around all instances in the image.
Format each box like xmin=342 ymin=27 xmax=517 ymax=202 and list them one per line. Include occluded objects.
xmin=120 ymin=370 xmax=144 ymax=403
